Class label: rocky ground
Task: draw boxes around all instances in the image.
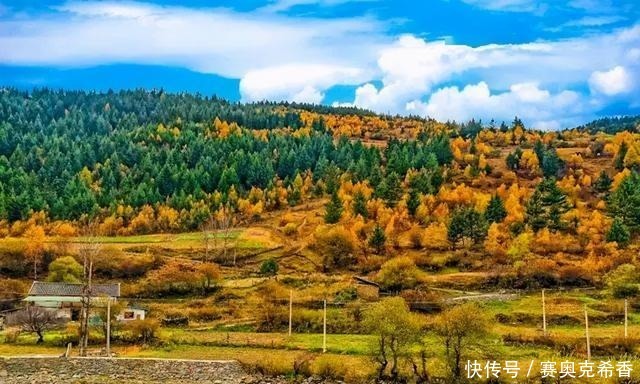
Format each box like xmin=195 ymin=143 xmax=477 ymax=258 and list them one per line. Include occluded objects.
xmin=0 ymin=357 xmax=346 ymax=384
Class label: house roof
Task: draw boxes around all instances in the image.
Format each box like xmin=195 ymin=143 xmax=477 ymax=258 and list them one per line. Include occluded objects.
xmin=353 ymin=276 xmax=380 ymax=288
xmin=27 ymin=281 xmax=121 ymax=298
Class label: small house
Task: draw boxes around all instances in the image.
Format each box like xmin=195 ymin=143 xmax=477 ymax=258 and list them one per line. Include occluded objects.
xmin=24 ymin=281 xmax=121 ymax=320
xmin=116 ymin=307 xmax=146 ymax=321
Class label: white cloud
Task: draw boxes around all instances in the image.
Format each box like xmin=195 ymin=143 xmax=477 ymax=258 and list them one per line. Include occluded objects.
xmin=342 ymin=25 xmax=640 ymax=129
xmin=259 ymin=0 xmax=377 ymax=13
xmin=407 ymin=81 xmax=584 ymax=129
xmin=0 ymin=1 xmax=385 ymax=78
xmin=461 ymin=0 xmax=547 ymax=13
xmin=0 ymin=1 xmax=638 ymax=129
xmin=239 ymin=64 xmax=366 ymax=102
xmin=350 ymin=35 xmax=480 ymax=112
xmin=589 ymin=66 xmax=634 ymax=95
xmin=563 ymin=15 xmax=625 ymax=27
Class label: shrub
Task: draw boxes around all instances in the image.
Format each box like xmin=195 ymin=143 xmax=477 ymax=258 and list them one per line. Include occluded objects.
xmin=188 ymin=307 xmax=221 ymax=322
xmin=377 ymin=257 xmax=420 ymax=292
xmin=124 ymin=319 xmax=159 ymax=344
xmin=293 ymin=353 xmax=315 ymax=377
xmin=47 ymin=256 xmax=83 ymax=283
xmin=3 ymin=328 xmax=21 ymax=344
xmin=245 ymin=355 xmax=293 ymax=377
xmin=334 ymin=287 xmax=357 ymax=303
xmin=313 ymin=355 xmax=347 ymax=380
xmin=613 ymin=284 xmax=640 ymax=299
xmin=282 ymin=223 xmax=297 ymax=236
xmin=161 ymin=315 xmax=189 ymax=327
xmin=605 ymin=264 xmax=640 ymax=298
xmin=314 ymin=226 xmax=357 ymax=271
xmin=260 ymin=258 xmax=279 ymax=276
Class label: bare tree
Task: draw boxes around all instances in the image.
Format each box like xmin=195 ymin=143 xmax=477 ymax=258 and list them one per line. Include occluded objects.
xmin=217 ymin=205 xmax=235 ymax=261
xmin=78 ymin=226 xmax=101 ymax=356
xmin=201 ymin=215 xmax=217 ymax=263
xmin=213 ymin=205 xmax=237 ymax=265
xmin=10 ymin=305 xmax=58 ymax=344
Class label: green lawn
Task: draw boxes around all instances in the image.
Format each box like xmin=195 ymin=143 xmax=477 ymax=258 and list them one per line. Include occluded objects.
xmin=163 ymin=329 xmax=375 ymax=355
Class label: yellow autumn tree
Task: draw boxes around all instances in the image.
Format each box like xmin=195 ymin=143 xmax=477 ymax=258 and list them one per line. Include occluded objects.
xmin=612 ymin=168 xmax=631 ymax=190
xmin=422 ymin=222 xmax=449 ymax=250
xmin=24 ymin=224 xmax=46 ymax=279
xmin=623 ymin=144 xmax=640 ymax=169
xmin=157 ymin=205 xmax=180 ymax=232
xmin=484 ymin=223 xmax=509 ymax=257
xmin=519 ymin=149 xmax=540 ymax=175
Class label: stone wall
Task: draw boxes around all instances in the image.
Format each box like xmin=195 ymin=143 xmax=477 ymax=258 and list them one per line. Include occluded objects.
xmin=0 ymin=357 xmax=278 ymax=384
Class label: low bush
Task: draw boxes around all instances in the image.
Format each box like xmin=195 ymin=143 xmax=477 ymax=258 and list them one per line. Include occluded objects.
xmin=188 ymin=307 xmax=222 ymax=322
xmin=313 ymin=355 xmax=347 ymax=380
xmin=123 ymin=319 xmax=159 ymax=344
xmin=2 ymin=328 xmax=21 ymax=344
xmin=161 ymin=316 xmax=189 ymax=327
xmin=282 ymin=223 xmax=297 ymax=236
xmin=244 ymin=355 xmax=293 ymax=377
xmin=260 ymin=258 xmax=279 ymax=276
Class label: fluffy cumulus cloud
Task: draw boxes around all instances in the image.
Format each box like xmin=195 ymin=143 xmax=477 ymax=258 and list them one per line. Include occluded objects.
xmin=0 ymin=1 xmax=639 ymax=129
xmin=589 ymin=66 xmax=634 ymax=95
xmin=0 ymin=1 xmax=385 ymax=102
xmin=407 ymin=82 xmax=583 ymax=130
xmin=345 ymin=25 xmax=640 ymax=128
xmin=240 ymin=64 xmax=366 ymax=103
xmin=349 ymin=35 xmax=479 ymax=113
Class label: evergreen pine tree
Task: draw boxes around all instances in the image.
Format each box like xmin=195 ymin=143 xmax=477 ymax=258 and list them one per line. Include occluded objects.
xmin=352 ymin=191 xmax=368 ymax=219
xmin=485 ymin=195 xmax=507 ymax=223
xmin=407 ymin=189 xmax=421 ymax=217
xmin=541 ymin=148 xmax=562 ymax=178
xmin=380 ymin=171 xmax=402 ymax=208
xmin=368 ymin=224 xmax=386 ymax=254
xmin=506 ymin=148 xmax=522 ymax=170
xmin=607 ymin=218 xmax=631 ymax=247
xmin=607 ymin=171 xmax=640 ymax=233
xmin=448 ymin=207 xmax=488 ymax=247
xmin=593 ymin=170 xmax=612 ymax=194
xmin=324 ymin=191 xmax=343 ymax=224
xmin=526 ymin=178 xmax=570 ymax=232
xmin=615 ymin=142 xmax=629 ymax=171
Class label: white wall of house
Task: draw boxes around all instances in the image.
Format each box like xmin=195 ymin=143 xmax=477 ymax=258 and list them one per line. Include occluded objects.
xmin=116 ymin=308 xmax=146 ymax=321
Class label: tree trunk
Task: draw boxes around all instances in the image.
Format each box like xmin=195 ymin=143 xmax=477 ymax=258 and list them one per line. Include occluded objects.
xmin=377 ymin=337 xmax=388 ymax=379
xmin=36 ymin=330 xmax=43 ymax=344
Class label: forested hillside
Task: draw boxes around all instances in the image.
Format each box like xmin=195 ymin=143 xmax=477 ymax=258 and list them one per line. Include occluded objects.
xmin=0 ymin=88 xmax=449 ymax=229
xmin=3 ymin=89 xmax=640 ymax=382
xmin=1 ymin=88 xmax=640 ymax=290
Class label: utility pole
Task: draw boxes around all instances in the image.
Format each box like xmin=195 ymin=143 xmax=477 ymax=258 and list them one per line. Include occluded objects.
xmin=542 ymin=289 xmax=547 ymax=337
xmin=624 ymin=299 xmax=628 ymax=339
xmin=79 ymin=228 xmax=100 ymax=357
xmin=106 ymin=298 xmax=111 ymax=356
xmin=288 ymin=290 xmax=293 ymax=337
xmin=322 ymin=299 xmax=327 ymax=353
xmin=584 ymin=305 xmax=591 ymax=360
xmin=80 ymin=257 xmax=93 ymax=356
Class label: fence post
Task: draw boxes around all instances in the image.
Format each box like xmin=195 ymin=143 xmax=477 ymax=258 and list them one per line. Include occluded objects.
xmin=542 ymin=289 xmax=547 ymax=337
xmin=584 ymin=305 xmax=591 ymax=360
xmin=106 ymin=298 xmax=111 ymax=356
xmin=624 ymin=299 xmax=628 ymax=339
xmin=288 ymin=289 xmax=293 ymax=337
xmin=323 ymin=299 xmax=327 ymax=353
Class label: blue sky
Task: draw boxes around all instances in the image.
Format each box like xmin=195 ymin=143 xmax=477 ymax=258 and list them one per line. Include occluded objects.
xmin=0 ymin=0 xmax=639 ymax=129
